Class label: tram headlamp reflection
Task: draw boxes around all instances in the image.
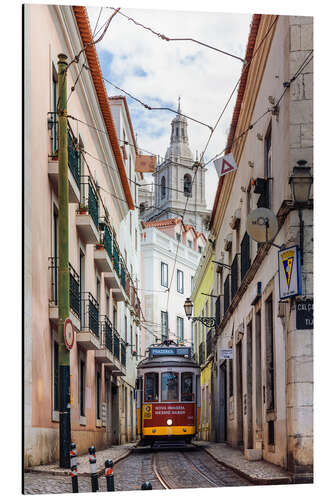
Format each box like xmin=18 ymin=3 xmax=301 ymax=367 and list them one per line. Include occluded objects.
xmin=167 ymin=419 xmax=173 ymax=426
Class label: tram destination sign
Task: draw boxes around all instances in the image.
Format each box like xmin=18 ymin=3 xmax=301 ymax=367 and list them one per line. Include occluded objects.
xmin=149 ymin=347 xmax=191 ymax=357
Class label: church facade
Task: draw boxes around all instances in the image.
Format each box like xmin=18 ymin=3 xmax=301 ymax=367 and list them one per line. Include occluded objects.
xmin=142 ymin=101 xmax=210 ymax=233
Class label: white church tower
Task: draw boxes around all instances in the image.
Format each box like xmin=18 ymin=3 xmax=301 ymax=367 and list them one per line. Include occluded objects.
xmin=144 ymin=99 xmax=210 ymax=233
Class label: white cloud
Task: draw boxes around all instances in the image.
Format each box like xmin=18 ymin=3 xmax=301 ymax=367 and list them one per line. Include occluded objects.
xmin=87 ymin=6 xmax=252 ymax=208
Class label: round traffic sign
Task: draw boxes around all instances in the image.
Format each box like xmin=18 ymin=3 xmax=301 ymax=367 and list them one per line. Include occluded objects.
xmin=64 ymin=318 xmax=75 ymax=350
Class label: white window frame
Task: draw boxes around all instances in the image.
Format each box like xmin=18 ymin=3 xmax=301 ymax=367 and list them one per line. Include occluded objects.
xmin=176 ymin=269 xmax=184 ymax=294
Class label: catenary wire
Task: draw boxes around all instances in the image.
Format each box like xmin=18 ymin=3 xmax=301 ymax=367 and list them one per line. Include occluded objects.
xmin=82 ymin=64 xmax=213 ymax=131
xmin=107 ymin=6 xmax=245 ymax=63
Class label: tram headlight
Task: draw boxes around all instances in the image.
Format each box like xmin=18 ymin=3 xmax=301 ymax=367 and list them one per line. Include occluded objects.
xmin=167 ymin=419 xmax=173 ymax=426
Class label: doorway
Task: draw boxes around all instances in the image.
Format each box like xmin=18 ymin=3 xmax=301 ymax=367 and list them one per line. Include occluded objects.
xmin=236 ymin=340 xmax=243 ymax=448
xmin=246 ymin=321 xmax=253 ymax=449
xmin=219 ymin=362 xmax=227 ymax=442
xmin=111 ymin=383 xmax=119 ymax=444
xmin=105 ymin=376 xmax=112 ymax=446
xmin=255 ymin=310 xmax=263 ymax=443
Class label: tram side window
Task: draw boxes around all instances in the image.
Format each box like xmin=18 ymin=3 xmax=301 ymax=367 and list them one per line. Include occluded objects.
xmin=161 ymin=372 xmax=179 ymax=402
xmin=181 ymin=373 xmax=193 ymax=402
xmin=144 ymin=373 xmax=159 ymax=402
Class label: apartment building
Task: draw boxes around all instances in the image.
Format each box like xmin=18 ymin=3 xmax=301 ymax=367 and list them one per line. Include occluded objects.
xmin=140 ymin=218 xmax=206 ymax=353
xmin=209 ymin=14 xmax=313 ymax=481
xmin=24 ymin=5 xmax=139 ymax=465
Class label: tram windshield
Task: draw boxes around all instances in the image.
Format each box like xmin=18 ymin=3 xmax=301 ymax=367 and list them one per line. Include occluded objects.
xmin=161 ymin=372 xmax=179 ymax=402
xmin=181 ymin=373 xmax=193 ymax=401
xmin=144 ymin=373 xmax=159 ymax=402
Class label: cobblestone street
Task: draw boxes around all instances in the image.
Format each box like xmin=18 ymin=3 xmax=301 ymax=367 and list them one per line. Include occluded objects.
xmin=24 ymin=448 xmax=253 ymax=494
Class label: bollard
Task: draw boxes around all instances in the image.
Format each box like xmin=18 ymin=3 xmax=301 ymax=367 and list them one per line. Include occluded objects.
xmin=105 ymin=460 xmax=115 ymax=492
xmin=88 ymin=446 xmax=99 ymax=492
xmin=141 ymin=481 xmax=152 ymax=490
xmin=70 ymin=443 xmax=79 ymax=493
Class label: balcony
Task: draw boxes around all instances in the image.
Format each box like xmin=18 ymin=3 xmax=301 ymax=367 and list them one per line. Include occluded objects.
xmin=104 ymin=240 xmax=126 ymax=302
xmin=48 ymin=115 xmax=80 ymax=203
xmin=76 ymin=292 xmax=100 ymax=350
xmin=94 ymin=222 xmax=113 ymax=273
xmin=76 ymin=176 xmax=99 ymax=244
xmin=95 ymin=316 xmax=125 ymax=375
xmin=110 ymin=328 xmax=126 ymax=376
xmin=48 ymin=258 xmax=80 ymax=331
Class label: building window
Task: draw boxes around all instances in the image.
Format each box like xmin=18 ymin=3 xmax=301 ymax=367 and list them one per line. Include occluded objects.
xmin=144 ymin=373 xmax=159 ymax=402
xmin=265 ymin=295 xmax=275 ymax=411
xmin=161 ymin=311 xmax=168 ymax=340
xmin=51 ymin=67 xmax=58 ymax=155
xmin=113 ymin=306 xmax=117 ymax=330
xmin=184 ymin=174 xmax=192 ymax=197
xmin=161 ymin=262 xmax=168 ymax=287
xmin=125 ymin=315 xmax=128 ymax=344
xmin=130 ymin=325 xmax=133 ymax=353
xmin=240 ymin=232 xmax=251 ymax=281
xmin=224 ymin=275 xmax=230 ymax=315
xmin=258 ymin=125 xmax=272 ymax=209
xmin=231 ymin=255 xmax=238 ymax=300
xmin=80 ymin=358 xmax=86 ymax=417
xmin=198 ymin=245 xmax=202 ymax=254
xmin=177 ymin=269 xmax=184 ymax=293
xmin=161 ymin=176 xmax=166 ymax=199
xmin=176 ymin=233 xmax=181 ymax=242
xmin=135 ymin=229 xmax=138 ymax=252
xmin=229 ymin=359 xmax=233 ymax=397
xmin=177 ymin=316 xmax=184 ymax=342
xmin=191 ymin=276 xmax=194 ymax=292
xmin=96 ymin=370 xmax=101 ymax=420
xmin=53 ymin=340 xmax=60 ymax=411
xmin=188 ymin=240 xmax=192 ymax=248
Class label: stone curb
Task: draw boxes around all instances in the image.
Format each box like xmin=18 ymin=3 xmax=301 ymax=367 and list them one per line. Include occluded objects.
xmin=197 ymin=444 xmax=292 ymax=486
xmin=24 ymin=447 xmax=134 ymax=477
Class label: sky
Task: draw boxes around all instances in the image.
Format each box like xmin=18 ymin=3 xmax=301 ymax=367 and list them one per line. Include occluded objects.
xmin=86 ymin=5 xmax=252 ymax=208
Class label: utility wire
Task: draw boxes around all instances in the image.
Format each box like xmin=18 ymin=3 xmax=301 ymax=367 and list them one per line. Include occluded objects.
xmin=163 ymin=15 xmax=280 ymax=314
xmin=108 ymin=6 xmax=245 ymax=63
xmin=204 ymin=50 xmax=314 ymax=167
xmin=82 ymin=64 xmax=213 ymax=131
xmin=92 ymin=7 xmax=103 ymax=37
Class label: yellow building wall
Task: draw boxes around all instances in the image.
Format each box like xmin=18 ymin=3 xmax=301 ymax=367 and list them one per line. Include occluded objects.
xmin=192 ymin=256 xmax=214 ymax=441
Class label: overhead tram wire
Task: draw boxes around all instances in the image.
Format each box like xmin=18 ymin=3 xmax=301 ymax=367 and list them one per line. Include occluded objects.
xmin=108 ymin=6 xmax=246 ymax=63
xmin=163 ymin=15 xmax=280 ymax=314
xmin=203 ymin=50 xmax=314 ymax=168
xmin=82 ymin=64 xmax=213 ymax=131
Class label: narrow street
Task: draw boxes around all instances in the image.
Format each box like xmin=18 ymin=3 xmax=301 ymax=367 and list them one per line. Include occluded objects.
xmin=24 ymin=448 xmax=252 ymax=494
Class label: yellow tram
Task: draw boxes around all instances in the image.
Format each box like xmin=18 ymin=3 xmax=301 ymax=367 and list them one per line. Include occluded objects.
xmin=136 ymin=340 xmax=201 ymax=446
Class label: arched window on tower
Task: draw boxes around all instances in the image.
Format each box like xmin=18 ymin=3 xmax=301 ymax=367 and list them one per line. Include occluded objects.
xmin=161 ymin=176 xmax=166 ymax=199
xmin=184 ymin=174 xmax=192 ymax=198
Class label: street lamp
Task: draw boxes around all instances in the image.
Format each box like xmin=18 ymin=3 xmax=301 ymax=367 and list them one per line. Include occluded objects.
xmin=289 ymin=160 xmax=313 ymax=264
xmin=184 ymin=298 xmax=216 ymax=328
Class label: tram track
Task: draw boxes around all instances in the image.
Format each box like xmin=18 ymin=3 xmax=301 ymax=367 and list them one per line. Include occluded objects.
xmin=151 ymin=449 xmax=252 ymax=489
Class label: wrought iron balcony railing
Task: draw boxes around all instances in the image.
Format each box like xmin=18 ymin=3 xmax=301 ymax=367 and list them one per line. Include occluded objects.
xmin=102 ymin=315 xmax=113 ymax=353
xmin=113 ymin=328 xmax=120 ymax=360
xmin=48 ymin=112 xmax=80 ymax=190
xmin=80 ymin=176 xmax=99 ymax=230
xmin=121 ymin=340 xmax=126 ymax=368
xmin=80 ymin=292 xmax=99 ymax=337
xmin=48 ymin=257 xmax=80 ymax=318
